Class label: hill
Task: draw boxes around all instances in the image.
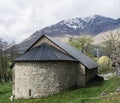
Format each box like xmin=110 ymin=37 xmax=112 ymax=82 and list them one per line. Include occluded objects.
xmin=93 ymin=28 xmax=120 ymax=45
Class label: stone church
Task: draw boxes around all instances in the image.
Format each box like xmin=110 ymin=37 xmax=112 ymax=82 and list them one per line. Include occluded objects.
xmin=12 ymin=34 xmax=98 ymax=99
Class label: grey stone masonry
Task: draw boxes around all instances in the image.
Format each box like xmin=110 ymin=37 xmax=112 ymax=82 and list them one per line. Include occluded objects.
xmin=85 ymin=68 xmax=98 ymax=83
xmin=13 ymin=61 xmax=85 ymax=99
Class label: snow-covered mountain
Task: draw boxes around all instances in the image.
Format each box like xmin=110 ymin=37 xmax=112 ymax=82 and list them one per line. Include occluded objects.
xmin=41 ymin=15 xmax=120 ymax=36
xmin=60 ymin=15 xmax=113 ymax=29
xmin=16 ymin=15 xmax=120 ymax=53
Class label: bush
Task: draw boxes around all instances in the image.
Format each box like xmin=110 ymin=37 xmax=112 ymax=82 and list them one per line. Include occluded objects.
xmin=97 ymin=56 xmax=114 ymax=74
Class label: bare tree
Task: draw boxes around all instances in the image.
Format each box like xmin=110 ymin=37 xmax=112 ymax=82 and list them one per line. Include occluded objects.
xmin=3 ymin=41 xmax=9 ymax=81
xmin=0 ymin=38 xmax=4 ymax=84
xmin=0 ymin=39 xmax=16 ymax=82
xmin=9 ymin=41 xmax=18 ymax=81
xmin=100 ymin=30 xmax=120 ymax=76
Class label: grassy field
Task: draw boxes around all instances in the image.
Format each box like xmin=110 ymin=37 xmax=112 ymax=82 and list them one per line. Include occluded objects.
xmin=0 ymin=77 xmax=120 ymax=103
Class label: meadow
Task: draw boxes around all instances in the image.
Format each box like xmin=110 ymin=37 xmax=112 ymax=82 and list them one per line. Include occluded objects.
xmin=0 ymin=77 xmax=120 ymax=103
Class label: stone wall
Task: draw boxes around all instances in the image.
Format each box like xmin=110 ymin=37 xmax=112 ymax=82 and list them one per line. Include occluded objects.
xmin=14 ymin=61 xmax=83 ymax=99
xmin=77 ymin=64 xmax=86 ymax=87
xmin=85 ymin=68 xmax=98 ymax=83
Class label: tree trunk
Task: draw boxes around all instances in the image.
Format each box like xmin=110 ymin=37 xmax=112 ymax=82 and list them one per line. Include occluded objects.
xmin=116 ymin=62 xmax=120 ymax=77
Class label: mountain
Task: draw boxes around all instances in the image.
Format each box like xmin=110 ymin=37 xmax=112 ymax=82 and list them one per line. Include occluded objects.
xmin=16 ymin=15 xmax=120 ymax=53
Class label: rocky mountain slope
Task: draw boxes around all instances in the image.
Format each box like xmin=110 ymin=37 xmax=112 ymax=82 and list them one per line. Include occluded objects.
xmin=16 ymin=15 xmax=120 ymax=53
xmin=93 ymin=28 xmax=120 ymax=45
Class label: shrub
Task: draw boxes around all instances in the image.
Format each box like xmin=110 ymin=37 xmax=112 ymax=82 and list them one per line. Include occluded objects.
xmin=97 ymin=56 xmax=114 ymax=74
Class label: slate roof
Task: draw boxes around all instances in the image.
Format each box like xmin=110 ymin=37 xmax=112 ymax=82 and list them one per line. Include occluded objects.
xmin=16 ymin=34 xmax=98 ymax=69
xmin=51 ymin=38 xmax=98 ymax=69
xmin=14 ymin=43 xmax=77 ymax=62
xmin=44 ymin=35 xmax=98 ymax=69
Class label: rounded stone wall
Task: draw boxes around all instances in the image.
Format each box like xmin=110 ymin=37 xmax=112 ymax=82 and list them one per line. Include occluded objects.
xmin=14 ymin=61 xmax=79 ymax=99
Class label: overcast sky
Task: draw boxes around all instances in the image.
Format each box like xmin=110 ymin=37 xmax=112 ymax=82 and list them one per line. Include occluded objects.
xmin=0 ymin=0 xmax=120 ymax=43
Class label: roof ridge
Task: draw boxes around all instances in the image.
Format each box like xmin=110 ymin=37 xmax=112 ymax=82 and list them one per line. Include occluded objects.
xmin=23 ymin=34 xmax=98 ymax=69
xmin=14 ymin=41 xmax=77 ymax=62
xmin=24 ymin=34 xmax=50 ymax=53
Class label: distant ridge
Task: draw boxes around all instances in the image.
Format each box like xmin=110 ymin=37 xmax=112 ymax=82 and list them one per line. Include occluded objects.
xmin=93 ymin=28 xmax=120 ymax=45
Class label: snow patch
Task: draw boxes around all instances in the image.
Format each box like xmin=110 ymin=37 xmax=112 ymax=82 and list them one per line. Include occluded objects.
xmin=61 ymin=18 xmax=84 ymax=29
xmin=82 ymin=15 xmax=96 ymax=23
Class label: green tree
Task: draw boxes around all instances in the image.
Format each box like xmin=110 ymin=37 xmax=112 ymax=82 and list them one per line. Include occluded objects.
xmin=69 ymin=35 xmax=94 ymax=58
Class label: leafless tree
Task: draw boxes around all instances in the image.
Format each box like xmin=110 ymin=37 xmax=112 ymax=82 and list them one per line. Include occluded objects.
xmin=0 ymin=39 xmax=17 ymax=82
xmin=0 ymin=38 xmax=4 ymax=84
xmin=9 ymin=40 xmax=18 ymax=81
xmin=3 ymin=41 xmax=9 ymax=81
xmin=101 ymin=30 xmax=120 ymax=76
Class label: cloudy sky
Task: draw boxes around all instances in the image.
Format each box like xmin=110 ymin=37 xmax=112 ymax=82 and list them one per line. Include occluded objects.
xmin=0 ymin=0 xmax=120 ymax=43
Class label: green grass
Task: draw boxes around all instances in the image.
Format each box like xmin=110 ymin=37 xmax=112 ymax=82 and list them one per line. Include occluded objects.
xmin=0 ymin=77 xmax=120 ymax=103
xmin=0 ymin=82 xmax=12 ymax=103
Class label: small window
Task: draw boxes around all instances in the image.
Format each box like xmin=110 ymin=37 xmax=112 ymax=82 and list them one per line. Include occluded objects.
xmin=17 ymin=88 xmax=19 ymax=92
xmin=29 ymin=89 xmax=31 ymax=96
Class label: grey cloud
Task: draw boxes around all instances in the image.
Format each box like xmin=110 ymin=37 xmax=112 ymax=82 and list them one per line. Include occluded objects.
xmin=0 ymin=0 xmax=120 ymax=43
